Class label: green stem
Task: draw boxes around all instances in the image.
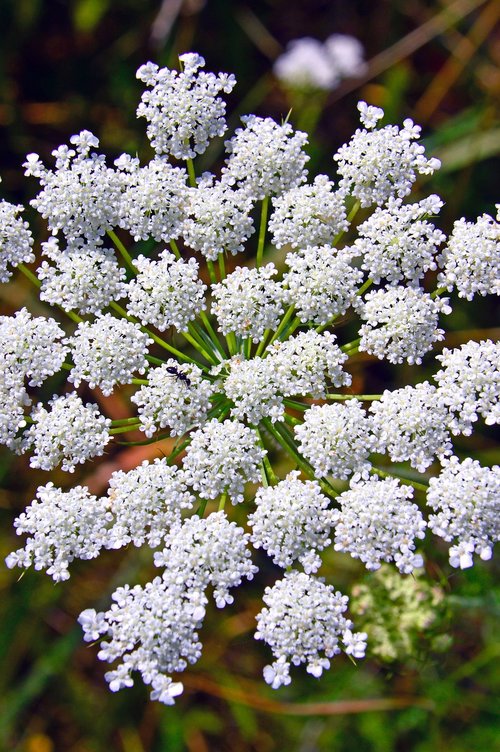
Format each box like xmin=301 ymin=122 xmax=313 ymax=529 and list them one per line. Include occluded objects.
xmin=195 ymin=498 xmax=208 ymax=517
xmin=131 ymin=378 xmax=149 ymax=386
xmin=330 ymin=200 xmax=361 ymax=247
xmin=325 ymin=393 xmax=382 ymax=401
xmin=218 ymin=252 xmax=226 ymax=281
xmin=284 ymin=412 xmax=302 ymax=427
xmin=206 ymin=259 xmax=218 ymax=285
xmin=107 ymin=229 xmax=137 ymax=274
xmin=357 ymin=278 xmax=373 ymax=297
xmin=169 ymin=239 xmax=181 ymax=260
xmin=256 ymin=196 xmax=269 ymax=268
xmin=267 ymin=305 xmax=296 ymax=348
xmin=110 ymin=423 xmax=141 ymax=436
xmin=186 ymin=157 xmax=197 ymax=187
xmin=255 ymin=328 xmax=272 ymax=358
xmin=371 ymin=466 xmax=429 ymax=493
xmin=253 ymin=426 xmax=279 ymax=486
xmin=218 ymin=493 xmax=227 ymax=512
xmin=111 ymin=416 xmax=143 ymax=426
xmin=341 ymin=337 xmax=361 ymax=354
xmin=431 ymin=286 xmax=448 ymax=299
xmin=182 ymin=328 xmax=219 ymax=365
xmin=196 ymin=313 xmax=227 ymax=359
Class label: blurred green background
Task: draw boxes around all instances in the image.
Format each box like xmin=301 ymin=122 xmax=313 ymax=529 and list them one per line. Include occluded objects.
xmin=0 ymin=1 xmax=499 ymax=750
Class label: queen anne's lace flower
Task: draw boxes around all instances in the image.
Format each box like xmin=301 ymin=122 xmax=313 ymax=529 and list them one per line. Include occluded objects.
xmin=255 ymin=571 xmax=366 ymax=687
xmin=0 ymin=197 xmax=34 ymax=281
xmin=127 ymin=250 xmax=206 ymax=332
xmin=211 ymin=264 xmax=285 ymax=342
xmin=295 ymin=400 xmax=374 ymax=479
xmin=116 ymin=156 xmax=188 ymax=242
xmin=222 ymin=115 xmax=309 ymax=200
xmin=183 ymin=419 xmax=266 ymax=503
xmin=24 ymin=132 xmax=122 ymax=245
xmin=359 ymin=286 xmax=451 ymax=365
xmin=21 ymin=393 xmax=111 ymax=472
xmin=269 ymin=175 xmax=348 ymax=249
xmin=283 ymin=245 xmax=363 ymax=325
xmin=334 ymin=102 xmax=440 ymax=207
xmin=332 ymin=477 xmax=426 ymax=573
xmin=434 ymin=339 xmax=500 ymax=434
xmin=249 ymin=471 xmax=334 ymax=573
xmin=154 ymin=512 xmax=258 ymax=607
xmin=427 ymin=457 xmax=499 ymax=568
xmin=222 ymin=355 xmax=286 ymax=424
xmin=6 ymin=483 xmax=110 ymax=581
xmin=354 ymin=195 xmax=445 ymax=284
xmin=106 ymin=460 xmax=195 ymax=549
xmin=438 ymin=212 xmax=500 ymax=299
xmin=183 ymin=174 xmax=255 ymax=259
xmin=370 ymin=383 xmax=452 ymax=472
xmin=37 ymin=237 xmax=127 ymax=314
xmin=136 ymin=53 xmax=236 ymax=159
xmin=69 ymin=315 xmax=151 ymax=395
xmin=131 ymin=361 xmax=215 ymax=437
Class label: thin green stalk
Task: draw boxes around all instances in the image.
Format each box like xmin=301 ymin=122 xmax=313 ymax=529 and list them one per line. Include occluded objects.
xmin=431 ymin=286 xmax=448 ymax=298
xmin=218 ymin=251 xmax=226 ymax=281
xmin=244 ymin=337 xmax=252 ymax=359
xmin=111 ymin=416 xmax=143 ymax=426
xmin=266 ymin=304 xmax=296 ymax=348
xmin=194 ymin=315 xmax=227 ymax=359
xmin=255 ymin=328 xmax=272 ymax=358
xmin=330 ymin=200 xmax=361 ymax=247
xmin=110 ymin=423 xmax=141 ymax=436
xmin=182 ymin=328 xmax=219 ymax=365
xmin=256 ymin=195 xmax=269 ymax=268
xmin=218 ymin=492 xmax=227 ymax=512
xmin=253 ymin=426 xmax=279 ymax=486
xmin=341 ymin=337 xmax=361 ymax=354
xmin=107 ymin=229 xmax=137 ymax=274
xmin=186 ymin=157 xmax=197 ymax=187
xmin=206 ymin=259 xmax=218 ymax=285
xmin=283 ymin=398 xmax=313 ymax=411
xmin=356 ymin=278 xmax=373 ymax=297
xmin=284 ymin=412 xmax=302 ymax=427
xmin=371 ymin=466 xmax=429 ymax=493
xmin=169 ymin=239 xmax=181 ymax=259
xmin=325 ymin=393 xmax=382 ymax=401
xmin=131 ymin=378 xmax=149 ymax=386
xmin=225 ymin=331 xmax=238 ymax=356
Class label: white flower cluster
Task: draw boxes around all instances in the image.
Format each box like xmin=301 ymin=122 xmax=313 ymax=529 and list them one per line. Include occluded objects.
xmin=427 ymin=457 xmax=500 ymax=568
xmin=334 ymin=102 xmax=440 ymax=206
xmin=222 ymin=355 xmax=287 ymax=424
xmin=255 ymin=571 xmax=367 ymax=688
xmin=249 ymin=471 xmax=334 ymax=572
xmin=0 ymin=197 xmax=34 ymax=281
xmin=354 ymin=195 xmax=445 ymax=284
xmin=359 ymin=286 xmax=451 ymax=365
xmin=6 ymin=483 xmax=110 ymax=581
xmin=283 ymin=245 xmax=363 ymax=325
xmin=127 ymin=250 xmax=206 ymax=332
xmin=183 ymin=174 xmax=255 ymax=259
xmin=332 ymin=477 xmax=426 ymax=573
xmin=222 ymin=115 xmax=309 ymax=200
xmin=295 ymin=400 xmax=374 ymax=479
xmin=37 ymin=237 xmax=127 ymax=314
xmin=434 ymin=339 xmax=500 ymax=434
xmin=69 ymin=315 xmax=151 ymax=395
xmin=131 ymin=361 xmax=215 ymax=437
xmin=183 ymin=419 xmax=266 ymax=503
xmin=21 ymin=393 xmax=111 ymax=472
xmin=212 ymin=264 xmax=284 ymax=341
xmin=438 ymin=212 xmax=500 ymax=299
xmin=136 ymin=53 xmax=236 ymax=159
xmin=274 ymin=34 xmax=366 ymax=91
xmin=269 ymin=175 xmax=349 ymax=249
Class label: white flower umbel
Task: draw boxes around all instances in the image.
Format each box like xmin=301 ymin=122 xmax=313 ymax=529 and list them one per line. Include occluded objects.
xmin=69 ymin=315 xmax=151 ymax=396
xmin=37 ymin=237 xmax=127 ymax=315
xmin=359 ymin=286 xmax=451 ymax=365
xmin=438 ymin=212 xmax=500 ymax=299
xmin=183 ymin=419 xmax=266 ymax=503
xmin=0 ymin=198 xmax=34 ymax=281
xmin=370 ymin=383 xmax=452 ymax=472
xmin=222 ymin=115 xmax=309 ymax=200
xmin=6 ymin=483 xmax=110 ymax=581
xmin=354 ymin=195 xmax=445 ymax=284
xmin=427 ymin=456 xmax=500 ymax=568
xmin=267 ymin=330 xmax=351 ymax=398
xmin=273 ymin=35 xmax=366 ymax=91
xmin=24 ymin=132 xmax=122 ymax=245
xmin=434 ymin=339 xmax=500 ymax=434
xmin=249 ymin=471 xmax=334 ymax=573
xmin=79 ymin=577 xmax=202 ymax=705
xmin=269 ymin=175 xmax=348 ymax=249
xmin=21 ymin=393 xmax=111 ymax=472
xmin=282 ymin=245 xmax=363 ymax=325
xmin=222 ymin=355 xmax=286 ymax=424
xmin=255 ymin=571 xmax=366 ymax=688
xmin=131 ymin=361 xmax=215 ymax=437
xmin=324 ymin=34 xmax=367 ymax=79
xmin=136 ymin=53 xmax=236 ymax=160
xmin=332 ymin=476 xmax=426 ymax=573
xmin=211 ymin=264 xmax=284 ymax=342
xmin=116 ymin=156 xmax=188 ymax=242
xmin=127 ymin=250 xmax=206 ymax=332
xmin=183 ymin=174 xmax=255 ymax=260
xmin=106 ymin=459 xmax=195 ymax=549
xmin=154 ymin=512 xmax=258 ymax=607
xmin=334 ymin=102 xmax=440 ymax=207
xmin=295 ymin=400 xmax=374 ymax=479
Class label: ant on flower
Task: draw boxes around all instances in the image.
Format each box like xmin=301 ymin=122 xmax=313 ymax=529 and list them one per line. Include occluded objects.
xmin=166 ymin=365 xmax=191 ymax=387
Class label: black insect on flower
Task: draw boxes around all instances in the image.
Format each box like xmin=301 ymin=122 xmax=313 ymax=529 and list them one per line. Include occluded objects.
xmin=166 ymin=365 xmax=191 ymax=387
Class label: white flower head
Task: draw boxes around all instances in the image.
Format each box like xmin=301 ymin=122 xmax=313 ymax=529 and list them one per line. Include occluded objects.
xmin=127 ymin=250 xmax=206 ymax=332
xmin=273 ymin=35 xmax=366 ymax=91
xmin=438 ymin=213 xmax=500 ymax=299
xmin=183 ymin=419 xmax=266 ymax=503
xmin=222 ymin=355 xmax=287 ymax=424
xmin=427 ymin=457 xmax=499 ymax=568
xmin=69 ymin=315 xmax=152 ymax=395
xmin=0 ymin=199 xmax=35 ymax=281
xmin=136 ymin=54 xmax=236 ymax=159
xmin=332 ymin=476 xmax=426 ymax=573
xmin=222 ymin=115 xmax=309 ymax=200
xmin=131 ymin=361 xmax=215 ymax=437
